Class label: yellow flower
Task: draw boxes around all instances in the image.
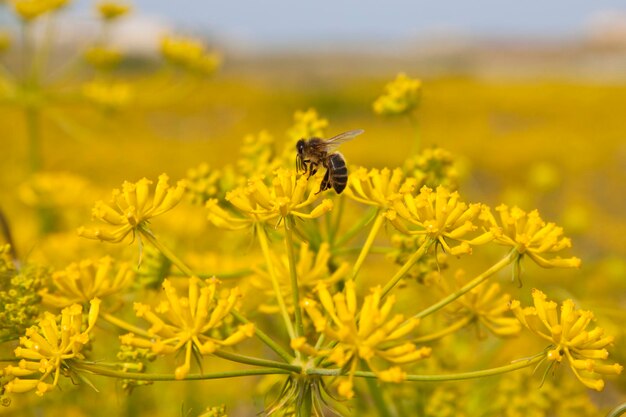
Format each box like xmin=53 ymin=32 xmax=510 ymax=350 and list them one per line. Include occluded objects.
xmin=82 ymin=80 xmax=133 ymax=110
xmin=237 ymin=130 xmax=277 ymax=180
xmin=83 ymin=46 xmax=123 ymax=70
xmin=286 ymin=108 xmax=329 ymax=143
xmin=2 ymin=299 xmax=100 ymax=397
xmin=97 ymin=1 xmax=130 ymax=20
xmin=373 ymin=73 xmax=421 ymax=116
xmin=437 ymin=270 xmax=521 ymax=337
xmin=120 ymin=277 xmax=254 ymax=379
xmin=249 ymin=242 xmax=350 ymax=313
xmin=386 ymin=185 xmax=492 ymax=256
xmin=510 ymin=289 xmax=623 ymax=391
xmin=78 ymin=174 xmax=186 ymax=243
xmin=344 ymin=167 xmax=417 ymax=210
xmin=12 ymin=0 xmax=69 ymax=21
xmin=40 ymin=256 xmax=134 ymax=307
xmin=295 ymin=281 xmax=430 ymax=398
xmin=206 ymin=169 xmax=333 ymax=230
xmin=160 ymin=35 xmax=221 ymax=75
xmin=18 ymin=171 xmax=92 ymax=209
xmin=482 ymin=205 xmax=581 ymax=269
xmin=186 ymin=162 xmax=224 ymax=205
xmin=403 ymin=147 xmax=460 ymax=190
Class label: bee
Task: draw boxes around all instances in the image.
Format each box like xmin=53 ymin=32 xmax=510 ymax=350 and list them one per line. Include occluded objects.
xmin=295 ymin=129 xmax=364 ymax=194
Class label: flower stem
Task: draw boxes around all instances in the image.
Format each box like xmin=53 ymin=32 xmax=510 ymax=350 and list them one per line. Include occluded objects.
xmin=139 ymin=229 xmax=193 ymax=277
xmin=213 ymin=350 xmax=300 ymax=372
xmin=381 ymin=238 xmax=433 ymax=300
xmin=352 ymin=210 xmax=385 ymax=280
xmin=335 ymin=207 xmax=378 ymax=247
xmin=411 ymin=315 xmax=473 ymax=343
xmin=256 ymin=223 xmax=297 ymax=343
xmin=606 ymin=402 xmax=626 ymax=417
xmin=284 ymin=217 xmax=304 ymax=340
xmin=101 ymin=312 xmax=151 ymax=337
xmin=364 ymin=362 xmax=394 ymax=417
xmin=71 ymin=361 xmax=291 ymax=381
xmin=140 ymin=227 xmax=294 ymax=363
xmin=413 ymin=251 xmax=515 ymax=320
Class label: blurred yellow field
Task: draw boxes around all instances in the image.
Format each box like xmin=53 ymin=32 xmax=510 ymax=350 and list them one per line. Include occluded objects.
xmin=0 ymin=1 xmax=624 ymax=416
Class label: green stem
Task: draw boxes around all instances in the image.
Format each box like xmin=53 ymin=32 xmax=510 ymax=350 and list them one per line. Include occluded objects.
xmin=335 ymin=207 xmax=378 ymax=247
xmin=231 ymin=310 xmax=294 ymax=363
xmin=381 ymin=238 xmax=433 ymax=300
xmin=139 ymin=229 xmax=193 ymax=276
xmin=352 ymin=210 xmax=384 ymax=280
xmin=71 ymin=361 xmax=290 ymax=381
xmin=606 ymin=402 xmax=626 ymax=417
xmin=413 ymin=251 xmax=515 ymax=320
xmin=0 ymin=208 xmax=17 ymax=261
xmin=256 ymin=223 xmax=297 ymax=343
xmin=140 ymin=227 xmax=294 ymax=363
xmin=284 ymin=217 xmax=304 ymax=339
xmin=213 ymin=350 xmax=300 ymax=372
xmin=25 ymin=105 xmax=42 ymax=173
xmin=411 ymin=315 xmax=473 ymax=343
xmin=364 ymin=366 xmax=394 ymax=417
xmin=101 ymin=312 xmax=151 ymax=337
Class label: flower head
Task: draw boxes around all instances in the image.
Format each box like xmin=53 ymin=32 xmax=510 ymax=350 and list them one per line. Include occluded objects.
xmin=2 ymin=299 xmax=100 ymax=397
xmin=437 ymin=270 xmax=521 ymax=337
xmin=286 ymin=108 xmax=329 ymax=143
xmin=249 ymin=242 xmax=350 ymax=313
xmin=373 ymin=73 xmax=421 ymax=116
xmin=82 ymin=80 xmax=133 ymax=110
xmin=206 ymin=169 xmax=332 ymax=230
xmin=83 ymin=46 xmax=123 ymax=70
xmin=97 ymin=1 xmax=131 ymax=20
xmin=40 ymin=256 xmax=134 ymax=307
xmin=120 ymin=277 xmax=254 ymax=379
xmin=78 ymin=174 xmax=186 ymax=243
xmin=160 ymin=35 xmax=221 ymax=76
xmin=510 ymin=289 xmax=622 ymax=391
xmin=295 ymin=281 xmax=430 ymax=398
xmin=386 ymin=185 xmax=492 ymax=256
xmin=403 ymin=147 xmax=460 ymax=190
xmin=482 ymin=205 xmax=581 ymax=269
xmin=12 ymin=0 xmax=69 ymax=21
xmin=344 ymin=167 xmax=417 ymax=210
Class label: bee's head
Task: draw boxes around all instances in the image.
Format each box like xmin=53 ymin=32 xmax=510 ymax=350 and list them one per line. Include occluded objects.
xmin=296 ymin=139 xmax=305 ymax=156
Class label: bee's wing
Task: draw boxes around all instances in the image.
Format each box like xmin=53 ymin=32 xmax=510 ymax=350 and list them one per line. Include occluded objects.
xmin=322 ymin=129 xmax=364 ymax=152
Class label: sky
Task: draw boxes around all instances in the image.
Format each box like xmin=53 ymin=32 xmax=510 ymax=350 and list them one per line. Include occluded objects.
xmin=121 ymin=0 xmax=625 ymax=46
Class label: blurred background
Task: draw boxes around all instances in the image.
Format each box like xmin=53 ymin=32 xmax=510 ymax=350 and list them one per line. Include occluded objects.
xmin=0 ymin=0 xmax=625 ymax=415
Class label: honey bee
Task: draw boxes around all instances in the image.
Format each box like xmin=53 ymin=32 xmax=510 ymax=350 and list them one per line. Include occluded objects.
xmin=295 ymin=129 xmax=364 ymax=194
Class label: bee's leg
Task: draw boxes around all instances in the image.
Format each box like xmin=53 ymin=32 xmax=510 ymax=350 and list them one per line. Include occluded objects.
xmin=316 ymin=169 xmax=331 ymax=194
xmin=308 ymin=162 xmax=318 ymax=179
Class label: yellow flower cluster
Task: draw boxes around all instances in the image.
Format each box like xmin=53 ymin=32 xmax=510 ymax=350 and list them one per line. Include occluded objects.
xmin=237 ymin=130 xmax=277 ymax=180
xmin=18 ymin=171 xmax=92 ymax=209
xmin=120 ymin=277 xmax=254 ymax=379
xmin=482 ymin=205 xmax=581 ymax=269
xmin=249 ymin=242 xmax=350 ymax=313
xmin=373 ymin=73 xmax=421 ymax=116
xmin=79 ymin=174 xmax=186 ymax=243
xmin=345 ymin=167 xmax=417 ymax=211
xmin=206 ymin=169 xmax=333 ymax=230
xmin=12 ymin=0 xmax=69 ymax=21
xmin=82 ymin=80 xmax=133 ymax=110
xmin=40 ymin=256 xmax=134 ymax=307
xmin=510 ymin=289 xmax=622 ymax=391
xmin=438 ymin=270 xmax=521 ymax=337
xmin=403 ymin=147 xmax=460 ymax=190
xmin=83 ymin=46 xmax=123 ymax=70
xmin=386 ymin=185 xmax=492 ymax=255
xmin=295 ymin=281 xmax=430 ymax=398
xmin=2 ymin=299 xmax=100 ymax=396
xmin=160 ymin=35 xmax=221 ymax=76
xmin=96 ymin=1 xmax=131 ymax=20
xmin=286 ymin=108 xmax=329 ymax=143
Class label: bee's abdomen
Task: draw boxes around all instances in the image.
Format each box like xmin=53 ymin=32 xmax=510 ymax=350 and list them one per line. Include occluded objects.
xmin=328 ymin=153 xmax=348 ymax=194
